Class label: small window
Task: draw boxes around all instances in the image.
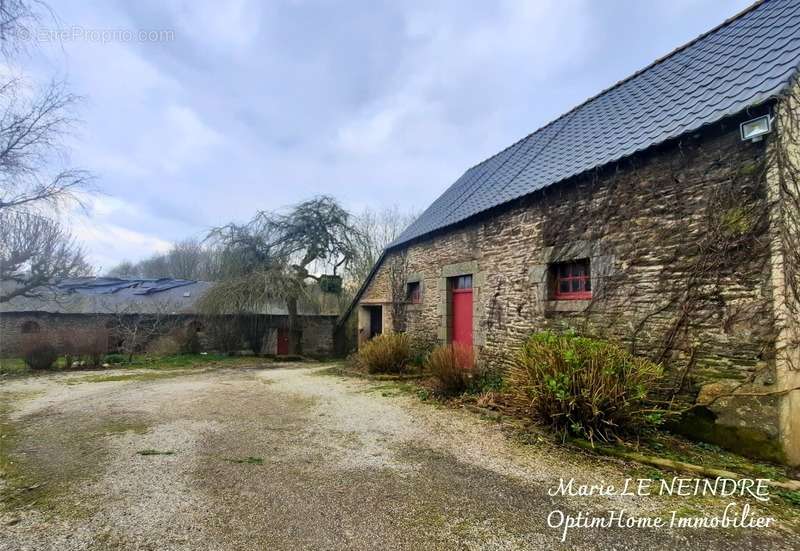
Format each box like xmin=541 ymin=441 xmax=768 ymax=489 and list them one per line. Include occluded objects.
xmin=407 ymin=281 xmax=421 ymax=304
xmin=552 ymin=259 xmax=591 ymax=300
xmin=21 ymin=320 xmax=41 ymax=334
xmin=452 ymin=275 xmax=472 ymax=290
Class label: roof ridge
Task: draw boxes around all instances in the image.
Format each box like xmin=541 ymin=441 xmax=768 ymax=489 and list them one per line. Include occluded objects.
xmin=458 ymin=0 xmax=769 ymax=174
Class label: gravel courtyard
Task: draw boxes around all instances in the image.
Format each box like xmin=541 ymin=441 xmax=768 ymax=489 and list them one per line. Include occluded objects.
xmin=1 ymin=362 xmax=797 ymax=550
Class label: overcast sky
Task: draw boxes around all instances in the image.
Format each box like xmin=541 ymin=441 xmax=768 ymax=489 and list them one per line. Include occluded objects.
xmin=26 ymin=0 xmax=753 ymax=271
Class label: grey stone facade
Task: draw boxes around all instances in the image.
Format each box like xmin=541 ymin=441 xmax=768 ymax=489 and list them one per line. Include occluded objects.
xmin=350 ymin=116 xmax=800 ymax=464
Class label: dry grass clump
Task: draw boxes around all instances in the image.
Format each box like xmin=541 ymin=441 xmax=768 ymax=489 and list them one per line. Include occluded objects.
xmin=426 ymin=344 xmax=475 ymax=395
xmin=354 ymin=333 xmax=412 ymax=374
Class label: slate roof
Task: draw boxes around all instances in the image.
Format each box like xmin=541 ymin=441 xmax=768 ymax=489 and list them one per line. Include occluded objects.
xmin=391 ymin=0 xmax=800 ymax=249
xmin=0 ymin=278 xmax=336 ymax=316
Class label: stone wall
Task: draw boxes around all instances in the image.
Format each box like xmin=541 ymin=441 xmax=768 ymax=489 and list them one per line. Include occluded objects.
xmin=0 ymin=312 xmax=337 ymax=358
xmin=354 ymin=115 xmax=798 ymax=463
xmin=1 ymin=312 xmax=122 ymax=355
xmin=299 ymin=316 xmax=337 ymax=357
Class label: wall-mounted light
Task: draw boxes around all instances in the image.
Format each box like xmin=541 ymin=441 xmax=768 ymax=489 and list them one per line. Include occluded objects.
xmin=740 ymin=115 xmax=772 ymax=142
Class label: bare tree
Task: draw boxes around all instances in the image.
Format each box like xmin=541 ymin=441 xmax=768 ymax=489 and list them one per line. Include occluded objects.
xmin=165 ymin=239 xmax=206 ymax=279
xmin=106 ymin=260 xmax=140 ymax=279
xmin=348 ymin=206 xmax=417 ymax=287
xmin=0 ymin=0 xmax=90 ymax=214
xmin=204 ymin=196 xmax=364 ymax=353
xmin=0 ymin=78 xmax=91 ymax=213
xmin=105 ymin=299 xmax=179 ymax=362
xmin=0 ymin=210 xmax=90 ymax=302
xmin=0 ymin=0 xmax=40 ymax=57
xmin=258 ymin=195 xmax=365 ymax=277
xmin=107 ymin=239 xmax=221 ymax=281
xmin=0 ymin=1 xmax=93 ymax=299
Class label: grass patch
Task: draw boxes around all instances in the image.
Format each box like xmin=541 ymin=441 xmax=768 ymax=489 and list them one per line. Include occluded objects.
xmin=68 ymin=370 xmax=198 ymax=385
xmin=0 ymin=358 xmax=29 ymax=377
xmin=1 ymin=390 xmax=152 ymax=515
xmin=137 ymin=449 xmax=175 ymax=456
xmin=226 ymin=456 xmax=264 ymax=465
xmin=96 ymin=419 xmax=150 ymax=436
xmin=313 ymin=363 xmax=348 ymax=377
xmin=364 ymin=382 xmax=417 ymax=397
xmin=1 ymin=354 xmax=271 ymax=380
xmin=130 ymin=354 xmax=242 ymax=369
xmin=776 ymin=489 xmax=800 ymax=507
xmin=0 ymin=393 xmax=76 ymax=514
xmin=633 ymin=433 xmax=791 ymax=481
xmin=0 ymin=395 xmax=26 ymax=509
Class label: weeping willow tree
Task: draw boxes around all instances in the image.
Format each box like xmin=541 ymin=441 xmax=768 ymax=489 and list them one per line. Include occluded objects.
xmin=201 ymin=196 xmax=364 ymax=354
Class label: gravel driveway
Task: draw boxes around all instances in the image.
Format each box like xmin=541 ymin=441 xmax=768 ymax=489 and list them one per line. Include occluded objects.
xmin=1 ymin=363 xmax=797 ymax=550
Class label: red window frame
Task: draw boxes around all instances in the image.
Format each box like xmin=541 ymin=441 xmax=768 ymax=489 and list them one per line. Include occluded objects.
xmin=553 ymin=260 xmax=592 ymax=300
xmin=407 ymin=281 xmax=421 ymax=304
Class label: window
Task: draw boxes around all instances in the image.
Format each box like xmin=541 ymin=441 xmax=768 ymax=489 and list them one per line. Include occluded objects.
xmin=21 ymin=320 xmax=40 ymax=334
xmin=552 ymin=259 xmax=591 ymax=300
xmin=407 ymin=281 xmax=421 ymax=304
xmin=452 ymin=274 xmax=472 ymax=290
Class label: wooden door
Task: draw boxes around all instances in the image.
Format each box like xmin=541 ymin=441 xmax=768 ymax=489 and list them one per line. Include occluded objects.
xmin=277 ymin=328 xmax=289 ymax=355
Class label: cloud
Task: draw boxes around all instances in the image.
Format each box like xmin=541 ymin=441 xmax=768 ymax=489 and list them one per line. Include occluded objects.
xmin=162 ymin=0 xmax=262 ymax=53
xmin=155 ymin=104 xmax=224 ymax=173
xmin=70 ymin=196 xmax=173 ymax=271
xmin=23 ymin=0 xmax=753 ymax=270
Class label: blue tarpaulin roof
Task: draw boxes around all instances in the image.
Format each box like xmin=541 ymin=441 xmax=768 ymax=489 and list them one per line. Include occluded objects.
xmin=55 ymin=277 xmax=197 ymax=296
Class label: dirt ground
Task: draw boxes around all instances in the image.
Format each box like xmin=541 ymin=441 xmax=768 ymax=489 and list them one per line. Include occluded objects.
xmin=1 ymin=362 xmax=798 ymax=550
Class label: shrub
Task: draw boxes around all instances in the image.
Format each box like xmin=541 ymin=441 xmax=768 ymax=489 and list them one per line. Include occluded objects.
xmin=207 ymin=320 xmax=242 ymax=355
xmin=169 ymin=326 xmax=202 ymax=355
xmin=21 ymin=336 xmax=58 ymax=370
xmin=426 ymin=344 xmax=475 ymax=395
xmin=469 ymin=366 xmax=505 ymax=394
xmin=69 ymin=328 xmax=109 ymax=367
xmin=354 ymin=333 xmax=412 ymax=374
xmin=409 ymin=334 xmax=438 ymax=367
xmin=180 ymin=329 xmax=202 ymax=354
xmin=104 ymin=353 xmax=127 ymax=364
xmin=146 ymin=334 xmax=182 ymax=356
xmin=507 ymin=331 xmax=663 ymax=443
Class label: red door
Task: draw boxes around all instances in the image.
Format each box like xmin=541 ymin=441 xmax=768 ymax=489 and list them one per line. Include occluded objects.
xmin=451 ymin=275 xmax=473 ymax=348
xmin=277 ymin=328 xmax=289 ymax=355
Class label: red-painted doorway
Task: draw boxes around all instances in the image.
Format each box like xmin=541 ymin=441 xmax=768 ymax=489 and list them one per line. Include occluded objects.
xmin=277 ymin=328 xmax=289 ymax=355
xmin=451 ymin=275 xmax=473 ymax=348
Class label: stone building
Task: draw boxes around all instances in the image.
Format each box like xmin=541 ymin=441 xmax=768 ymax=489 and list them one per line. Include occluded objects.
xmin=1 ymin=277 xmax=338 ymax=357
xmin=341 ymin=0 xmax=800 ymax=465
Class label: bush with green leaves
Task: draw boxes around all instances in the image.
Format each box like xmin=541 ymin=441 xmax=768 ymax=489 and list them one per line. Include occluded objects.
xmin=426 ymin=344 xmax=475 ymax=395
xmin=507 ymin=331 xmax=663 ymax=442
xmin=409 ymin=334 xmax=438 ymax=367
xmin=469 ymin=366 xmax=504 ymax=394
xmin=354 ymin=333 xmax=412 ymax=374
xmin=104 ymin=353 xmax=127 ymax=364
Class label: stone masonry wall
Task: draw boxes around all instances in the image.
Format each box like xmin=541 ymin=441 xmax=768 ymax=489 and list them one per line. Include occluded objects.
xmin=0 ymin=312 xmax=337 ymax=357
xmin=299 ymin=316 xmax=337 ymax=357
xmin=356 ymin=118 xmax=792 ymax=462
